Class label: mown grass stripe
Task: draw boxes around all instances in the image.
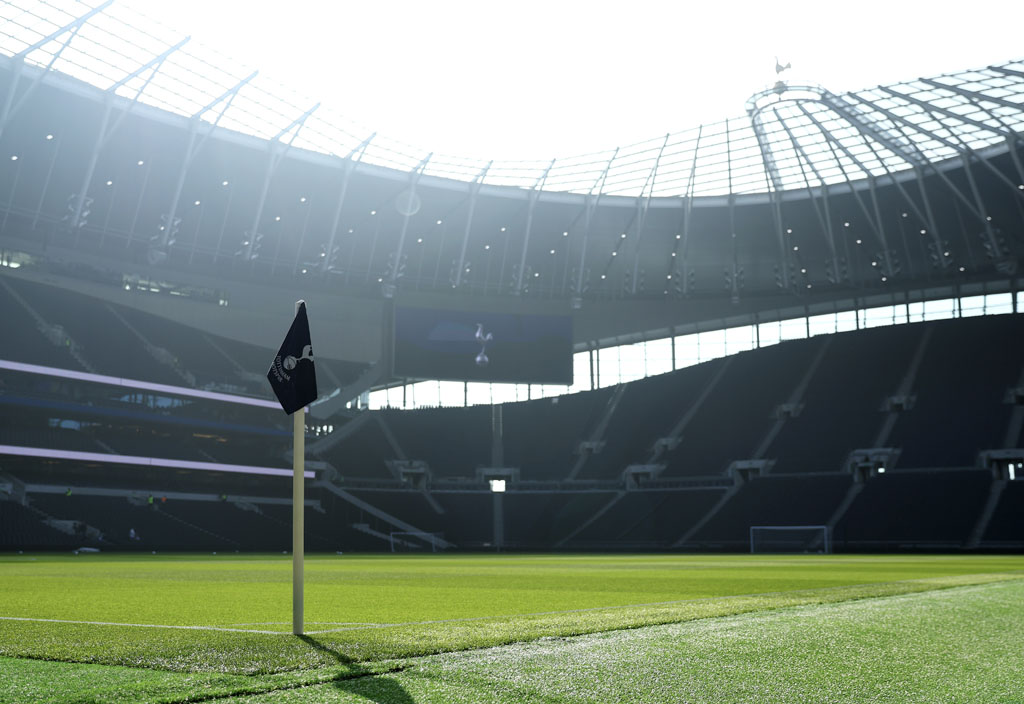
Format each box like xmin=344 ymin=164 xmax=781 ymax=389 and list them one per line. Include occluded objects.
xmin=0 ymin=617 xmax=281 ymax=635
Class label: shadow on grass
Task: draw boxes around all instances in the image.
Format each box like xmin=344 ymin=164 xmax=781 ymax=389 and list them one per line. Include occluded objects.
xmin=298 ymin=635 xmax=415 ymax=704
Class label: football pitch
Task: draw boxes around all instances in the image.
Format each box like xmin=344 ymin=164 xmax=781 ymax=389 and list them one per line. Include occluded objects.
xmin=1 ymin=553 xmax=1023 ymax=703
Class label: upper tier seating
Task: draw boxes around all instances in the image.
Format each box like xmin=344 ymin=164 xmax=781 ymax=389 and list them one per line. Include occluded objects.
xmin=890 ymin=314 xmax=1023 ymax=467
xmin=765 ymin=324 xmax=922 ymax=472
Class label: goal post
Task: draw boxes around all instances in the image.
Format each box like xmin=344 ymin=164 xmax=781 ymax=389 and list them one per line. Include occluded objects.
xmin=389 ymin=531 xmax=443 ymax=553
xmin=749 ymin=525 xmax=831 ymax=554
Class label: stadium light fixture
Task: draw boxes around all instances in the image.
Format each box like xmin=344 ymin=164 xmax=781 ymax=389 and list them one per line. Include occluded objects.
xmin=137 ymin=160 xmax=144 ymax=166
xmin=194 ymin=200 xmax=200 ymax=206
xmin=489 ymin=479 xmax=506 ymax=493
xmin=878 ymin=466 xmax=886 ymax=473
xmin=10 ymin=155 xmax=17 ymax=161
xmin=106 ymin=180 xmax=113 ymax=186
xmin=45 ymin=134 xmax=53 ymax=140
xmin=222 ymin=180 xmax=229 ymax=186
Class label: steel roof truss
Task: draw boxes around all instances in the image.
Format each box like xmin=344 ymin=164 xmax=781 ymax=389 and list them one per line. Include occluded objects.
xmin=243 ymin=102 xmax=320 ymax=261
xmin=1 ymin=1 xmax=114 ymax=137
xmin=69 ymin=36 xmax=189 ymax=233
xmin=318 ymin=133 xmax=376 ymax=276
xmin=386 ymin=153 xmax=432 ymax=292
xmin=846 ymin=92 xmax=986 ymax=222
xmin=453 ymin=161 xmax=491 ymax=289
xmin=629 ymin=133 xmax=669 ymax=295
xmin=514 ymin=158 xmax=556 ymax=295
xmin=821 ymin=92 xmax=924 ymax=168
xmin=157 ymin=71 xmax=258 ymax=252
xmin=574 ymin=148 xmax=619 ymax=299
xmin=776 ymin=115 xmax=838 ymax=272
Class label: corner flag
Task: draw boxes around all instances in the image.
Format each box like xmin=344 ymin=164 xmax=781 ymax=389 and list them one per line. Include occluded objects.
xmin=267 ymin=301 xmax=318 ymax=415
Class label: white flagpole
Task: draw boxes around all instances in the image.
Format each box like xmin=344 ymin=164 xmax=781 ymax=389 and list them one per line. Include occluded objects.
xmin=292 ymin=300 xmax=305 ymax=636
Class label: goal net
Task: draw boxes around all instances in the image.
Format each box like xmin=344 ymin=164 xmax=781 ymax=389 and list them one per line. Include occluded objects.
xmin=749 ymin=525 xmax=831 ymax=554
xmin=389 ymin=531 xmax=443 ymax=553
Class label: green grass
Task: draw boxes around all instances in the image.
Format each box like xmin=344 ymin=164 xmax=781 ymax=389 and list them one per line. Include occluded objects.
xmin=1 ymin=553 xmax=1022 ymax=702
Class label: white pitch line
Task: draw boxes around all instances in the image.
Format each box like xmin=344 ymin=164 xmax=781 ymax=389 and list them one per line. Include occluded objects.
xmin=0 ymin=616 xmax=284 ymax=635
xmin=8 ymin=577 xmax=1018 ymax=637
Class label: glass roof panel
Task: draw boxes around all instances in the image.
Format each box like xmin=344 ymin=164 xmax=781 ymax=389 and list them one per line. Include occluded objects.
xmin=1 ymin=0 xmax=1021 ymax=198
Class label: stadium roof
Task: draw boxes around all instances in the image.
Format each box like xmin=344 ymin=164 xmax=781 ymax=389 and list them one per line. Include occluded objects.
xmin=3 ymin=0 xmax=1024 ymax=199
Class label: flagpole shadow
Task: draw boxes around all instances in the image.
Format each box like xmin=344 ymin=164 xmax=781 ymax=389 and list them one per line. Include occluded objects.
xmin=298 ymin=635 xmax=417 ymax=704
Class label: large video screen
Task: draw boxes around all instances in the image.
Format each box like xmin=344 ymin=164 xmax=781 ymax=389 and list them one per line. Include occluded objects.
xmin=392 ymin=306 xmax=573 ymax=385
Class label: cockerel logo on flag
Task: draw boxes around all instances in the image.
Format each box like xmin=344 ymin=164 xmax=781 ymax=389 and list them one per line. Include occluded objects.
xmin=267 ymin=301 xmax=318 ymax=415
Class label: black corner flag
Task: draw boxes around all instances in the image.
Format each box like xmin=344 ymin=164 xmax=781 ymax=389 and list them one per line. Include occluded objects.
xmin=267 ymin=301 xmax=318 ymax=415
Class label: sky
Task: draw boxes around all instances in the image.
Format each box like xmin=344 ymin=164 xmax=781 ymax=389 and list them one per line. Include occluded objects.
xmin=128 ymin=0 xmax=1024 ymax=161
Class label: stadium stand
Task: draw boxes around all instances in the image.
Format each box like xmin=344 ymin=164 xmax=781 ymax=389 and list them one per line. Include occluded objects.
xmin=616 ymin=489 xmax=728 ymax=545
xmin=504 ymin=491 xmax=617 ymax=547
xmin=660 ymin=341 xmax=822 ymax=477
xmin=315 ymin=416 xmax=400 ymax=479
xmin=764 ymin=324 xmax=922 ymax=473
xmin=0 ymin=500 xmax=74 ymax=550
xmin=4 ymin=313 xmax=1024 ymax=553
xmin=503 ymin=387 xmax=615 ymax=479
xmin=889 ymin=315 xmax=1024 ymax=468
xmin=835 ymin=470 xmax=993 ymax=549
xmin=686 ymin=474 xmax=853 ymax=549
xmin=381 ymin=406 xmax=492 ymax=478
xmin=982 ymin=480 xmax=1024 ymax=546
xmin=578 ymin=369 xmax=713 ymax=480
xmin=1 ymin=21 xmax=1022 ymax=556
